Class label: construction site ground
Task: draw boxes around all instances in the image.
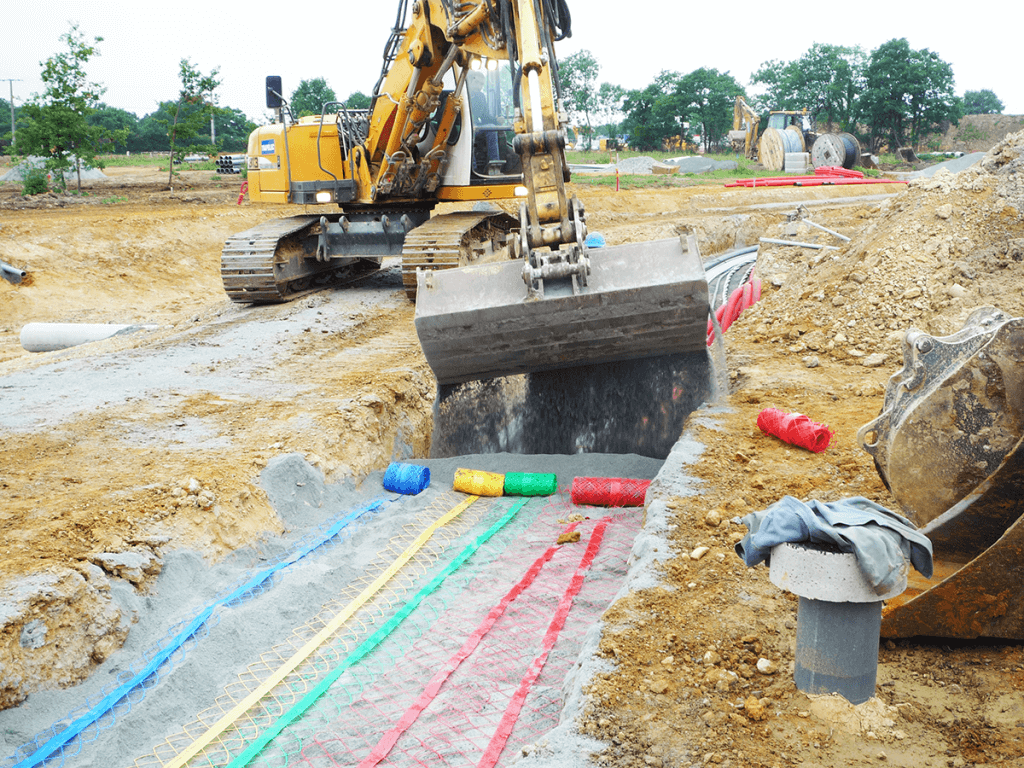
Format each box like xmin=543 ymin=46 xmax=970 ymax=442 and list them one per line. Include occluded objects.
xmin=1 ymin=145 xmax=1023 ymax=768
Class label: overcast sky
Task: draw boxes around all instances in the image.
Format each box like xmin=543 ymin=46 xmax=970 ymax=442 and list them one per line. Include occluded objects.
xmin=3 ymin=0 xmax=1019 ymax=124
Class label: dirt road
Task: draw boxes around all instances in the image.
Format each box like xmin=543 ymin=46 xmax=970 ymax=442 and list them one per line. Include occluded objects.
xmin=1 ymin=154 xmax=1022 ymax=768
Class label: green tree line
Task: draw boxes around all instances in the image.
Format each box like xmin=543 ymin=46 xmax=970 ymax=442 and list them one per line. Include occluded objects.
xmin=5 ymin=98 xmax=256 ymax=155
xmin=560 ymin=38 xmax=1005 ymax=154
xmin=0 ymin=23 xmax=255 ymax=184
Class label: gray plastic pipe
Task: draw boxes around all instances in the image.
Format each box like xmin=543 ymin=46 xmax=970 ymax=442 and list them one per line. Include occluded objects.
xmin=1 ymin=260 xmax=27 ymax=284
xmin=20 ymin=323 xmax=158 ymax=353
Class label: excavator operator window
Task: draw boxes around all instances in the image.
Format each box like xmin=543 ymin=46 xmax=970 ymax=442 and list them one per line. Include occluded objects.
xmin=469 ymin=63 xmax=518 ymax=178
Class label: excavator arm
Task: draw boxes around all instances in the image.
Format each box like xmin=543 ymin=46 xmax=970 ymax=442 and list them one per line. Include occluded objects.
xmin=364 ymin=0 xmax=587 ymax=295
xmin=732 ymin=95 xmax=760 ymax=160
xmin=231 ymin=1 xmax=713 ymax=455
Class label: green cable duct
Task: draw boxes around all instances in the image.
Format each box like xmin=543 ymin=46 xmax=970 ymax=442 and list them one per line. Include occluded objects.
xmin=226 ymin=497 xmax=531 ymax=767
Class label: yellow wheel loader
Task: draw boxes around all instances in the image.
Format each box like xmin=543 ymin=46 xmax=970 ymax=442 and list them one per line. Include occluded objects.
xmin=228 ymin=0 xmax=713 ymax=456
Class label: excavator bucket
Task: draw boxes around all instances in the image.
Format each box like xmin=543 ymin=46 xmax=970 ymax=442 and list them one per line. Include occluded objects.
xmin=415 ymin=235 xmax=717 ymax=459
xmin=414 ymin=235 xmax=709 ymax=385
xmin=858 ymin=308 xmax=1024 ymax=639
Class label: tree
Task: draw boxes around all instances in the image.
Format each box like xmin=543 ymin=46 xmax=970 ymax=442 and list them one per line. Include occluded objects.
xmin=963 ymin=89 xmax=1004 ymax=115
xmin=163 ymin=58 xmax=221 ymax=187
xmin=343 ymin=91 xmax=372 ymax=110
xmin=595 ymin=82 xmax=625 ymax=139
xmin=14 ymin=23 xmax=123 ymax=191
xmin=750 ymin=59 xmax=790 ymax=113
xmin=0 ymin=97 xmax=15 ymax=152
xmin=87 ymin=104 xmax=137 ymax=153
xmin=621 ymin=85 xmax=661 ymax=151
xmin=860 ymin=38 xmax=961 ymax=151
xmin=677 ymin=68 xmax=744 ymax=152
xmin=789 ymin=44 xmax=864 ymax=131
xmin=621 ymin=71 xmax=689 ymax=152
xmin=559 ymin=50 xmax=600 ymax=147
xmin=215 ymin=107 xmax=257 ymax=152
xmin=291 ymin=78 xmax=337 ymax=117
xmin=133 ymin=106 xmax=175 ymax=152
xmin=751 ymin=44 xmax=865 ymax=131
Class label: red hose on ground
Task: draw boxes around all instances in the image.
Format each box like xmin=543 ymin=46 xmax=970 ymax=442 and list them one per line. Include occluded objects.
xmin=813 ymin=165 xmax=864 ymax=178
xmin=237 ymin=181 xmax=248 ymax=205
xmin=757 ymin=407 xmax=834 ymax=453
xmin=707 ymin=275 xmax=762 ymax=346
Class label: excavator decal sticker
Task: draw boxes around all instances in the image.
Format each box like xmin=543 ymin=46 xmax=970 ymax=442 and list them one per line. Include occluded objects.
xmin=260 ymin=139 xmax=276 ymax=155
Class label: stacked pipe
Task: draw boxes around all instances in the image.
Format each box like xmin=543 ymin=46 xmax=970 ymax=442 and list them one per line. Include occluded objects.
xmin=217 ymin=154 xmax=246 ymax=174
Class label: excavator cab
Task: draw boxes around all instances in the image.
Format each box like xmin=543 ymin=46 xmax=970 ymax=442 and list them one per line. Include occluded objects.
xmin=467 ymin=64 xmax=519 ymax=178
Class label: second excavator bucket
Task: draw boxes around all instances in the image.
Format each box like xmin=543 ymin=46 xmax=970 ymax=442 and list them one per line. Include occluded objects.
xmin=414 ymin=235 xmax=708 ymax=385
xmin=858 ymin=307 xmax=1024 ymax=640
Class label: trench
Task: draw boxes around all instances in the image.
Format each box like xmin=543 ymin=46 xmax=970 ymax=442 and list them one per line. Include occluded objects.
xmin=1 ymin=452 xmax=668 ymax=768
xmin=0 ymin=247 xmax=756 ymax=767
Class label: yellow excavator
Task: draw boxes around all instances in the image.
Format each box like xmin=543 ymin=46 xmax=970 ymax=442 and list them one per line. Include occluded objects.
xmin=227 ymin=0 xmax=711 ymax=455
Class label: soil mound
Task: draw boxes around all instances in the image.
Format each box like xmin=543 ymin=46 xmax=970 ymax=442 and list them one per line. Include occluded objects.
xmin=746 ymin=129 xmax=1024 ymax=366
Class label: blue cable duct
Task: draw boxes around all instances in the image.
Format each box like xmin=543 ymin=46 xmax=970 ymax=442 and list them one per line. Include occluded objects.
xmin=6 ymin=497 xmax=394 ymax=768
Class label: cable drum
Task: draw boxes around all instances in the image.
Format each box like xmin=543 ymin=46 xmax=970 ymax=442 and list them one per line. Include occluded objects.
xmin=838 ymin=133 xmax=861 ymax=169
xmin=812 ymin=133 xmax=862 ymax=170
xmin=382 ymin=462 xmax=431 ymax=494
xmin=759 ymin=127 xmax=804 ymax=172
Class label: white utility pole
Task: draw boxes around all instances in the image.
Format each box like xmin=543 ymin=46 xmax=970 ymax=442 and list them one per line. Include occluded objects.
xmin=1 ymin=79 xmax=21 ymax=146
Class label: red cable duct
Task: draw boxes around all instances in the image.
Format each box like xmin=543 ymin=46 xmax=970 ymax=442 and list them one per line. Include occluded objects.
xmin=707 ymin=275 xmax=762 ymax=346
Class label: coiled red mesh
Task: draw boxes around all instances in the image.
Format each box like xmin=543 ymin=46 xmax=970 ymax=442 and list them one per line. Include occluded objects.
xmin=757 ymin=407 xmax=834 ymax=453
xmin=570 ymin=476 xmax=650 ymax=507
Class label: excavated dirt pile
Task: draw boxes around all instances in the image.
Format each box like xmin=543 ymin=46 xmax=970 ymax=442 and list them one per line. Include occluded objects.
xmin=568 ymin=136 xmax=1024 ymax=768
xmin=748 ymin=129 xmax=1024 ymax=366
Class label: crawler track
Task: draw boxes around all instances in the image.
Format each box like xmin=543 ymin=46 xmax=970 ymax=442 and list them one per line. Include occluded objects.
xmin=221 ymin=216 xmax=382 ymax=304
xmin=401 ymin=211 xmax=517 ymax=300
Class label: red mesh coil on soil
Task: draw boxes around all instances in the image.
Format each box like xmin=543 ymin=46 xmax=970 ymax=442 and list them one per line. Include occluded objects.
xmin=570 ymin=476 xmax=650 ymax=507
xmin=757 ymin=407 xmax=834 ymax=453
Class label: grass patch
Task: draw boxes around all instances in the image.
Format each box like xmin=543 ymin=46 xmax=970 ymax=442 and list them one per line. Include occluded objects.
xmin=101 ymin=154 xmax=169 ymax=167
xmin=101 ymin=155 xmax=217 ymax=171
xmin=100 ymin=195 xmax=128 ymax=204
xmin=568 ymin=151 xmax=778 ymax=189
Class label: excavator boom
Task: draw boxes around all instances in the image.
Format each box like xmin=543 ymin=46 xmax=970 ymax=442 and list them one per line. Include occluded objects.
xmin=231 ymin=0 xmax=714 ymax=456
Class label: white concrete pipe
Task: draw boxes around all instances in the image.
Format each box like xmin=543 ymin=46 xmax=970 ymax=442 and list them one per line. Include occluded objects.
xmin=20 ymin=323 xmax=158 ymax=353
